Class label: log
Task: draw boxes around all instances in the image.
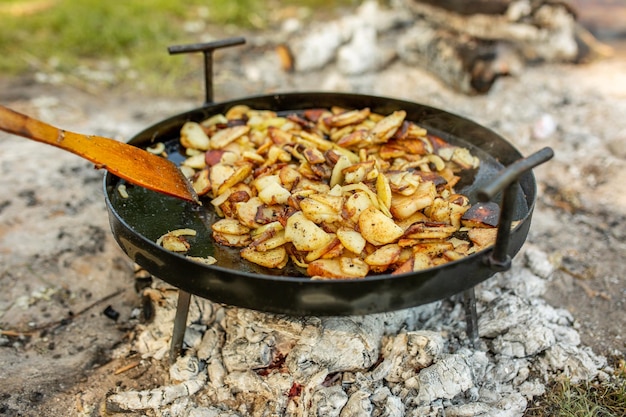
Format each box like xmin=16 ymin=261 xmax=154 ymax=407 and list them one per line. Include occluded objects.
xmin=397 ymin=0 xmax=612 ymax=93
xmin=397 ymin=23 xmax=509 ymax=94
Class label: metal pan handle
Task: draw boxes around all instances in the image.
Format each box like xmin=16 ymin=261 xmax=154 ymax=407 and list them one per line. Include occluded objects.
xmin=477 ymin=146 xmax=554 ymax=271
xmin=168 ymin=37 xmax=246 ymax=105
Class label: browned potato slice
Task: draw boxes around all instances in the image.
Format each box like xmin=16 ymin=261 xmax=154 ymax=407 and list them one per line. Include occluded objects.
xmin=235 ymin=197 xmax=264 ymax=228
xmin=411 ymin=241 xmax=454 ymax=257
xmin=358 ymin=207 xmax=404 ymax=246
xmin=468 ymin=227 xmax=498 ymax=249
xmin=370 ymin=110 xmax=406 ymax=143
xmin=217 ymin=163 xmax=253 ymax=197
xmin=213 ymin=232 xmax=252 ymax=247
xmin=284 ymin=211 xmax=333 ymax=251
xmin=390 ymin=180 xmax=436 ymax=220
xmin=279 ymin=165 xmax=302 ymax=190
xmin=324 ymin=108 xmax=371 ymax=128
xmin=254 ymin=231 xmax=288 ymax=252
xmin=305 ymin=236 xmax=342 ymax=262
xmin=390 ymin=192 xmax=430 ymax=220
xmin=364 ymin=244 xmax=402 ymax=267
xmin=308 ymin=257 xmax=368 ymax=279
xmin=240 ymin=246 xmax=288 ymax=269
xmin=192 ymin=168 xmax=212 ymax=196
xmin=308 ymin=258 xmax=345 ymax=279
xmin=403 ymin=222 xmax=457 ymax=240
xmin=343 ymin=160 xmax=376 ymax=184
xmin=394 ymin=252 xmax=432 ymax=274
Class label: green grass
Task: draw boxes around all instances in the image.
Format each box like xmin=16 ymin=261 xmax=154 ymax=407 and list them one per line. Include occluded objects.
xmin=0 ymin=0 xmax=354 ymax=95
xmin=525 ymin=361 xmax=626 ymax=417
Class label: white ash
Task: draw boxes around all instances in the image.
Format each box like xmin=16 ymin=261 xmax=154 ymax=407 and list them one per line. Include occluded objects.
xmin=106 ymin=247 xmax=607 ymax=416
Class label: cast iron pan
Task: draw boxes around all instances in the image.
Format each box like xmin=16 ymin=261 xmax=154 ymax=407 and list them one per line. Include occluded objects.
xmin=104 ymin=92 xmax=543 ymax=315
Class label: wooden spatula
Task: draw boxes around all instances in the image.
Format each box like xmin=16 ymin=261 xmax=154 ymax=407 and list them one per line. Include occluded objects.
xmin=0 ymin=105 xmax=199 ymax=204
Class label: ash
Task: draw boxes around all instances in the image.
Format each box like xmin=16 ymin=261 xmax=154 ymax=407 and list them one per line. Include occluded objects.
xmin=106 ymin=245 xmax=607 ymax=417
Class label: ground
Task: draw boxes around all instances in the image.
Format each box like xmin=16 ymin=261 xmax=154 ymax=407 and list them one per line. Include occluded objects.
xmin=0 ymin=36 xmax=625 ymax=416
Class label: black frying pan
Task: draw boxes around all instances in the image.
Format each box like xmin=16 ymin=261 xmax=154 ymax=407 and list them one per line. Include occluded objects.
xmin=104 ymin=92 xmax=551 ymax=316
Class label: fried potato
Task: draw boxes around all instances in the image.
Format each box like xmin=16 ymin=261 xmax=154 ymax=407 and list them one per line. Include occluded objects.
xmin=358 ymin=207 xmax=405 ymax=246
xmin=284 ymin=211 xmax=333 ymax=251
xmin=173 ymin=105 xmax=490 ymax=278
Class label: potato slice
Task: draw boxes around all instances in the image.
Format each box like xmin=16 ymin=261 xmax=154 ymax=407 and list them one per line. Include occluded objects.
xmin=180 ymin=121 xmax=211 ymax=150
xmin=300 ymin=197 xmax=342 ymax=224
xmin=212 ymin=218 xmax=250 ymax=236
xmin=182 ymin=153 xmax=207 ymax=170
xmin=364 ymin=244 xmax=402 ymax=267
xmin=257 ymin=178 xmax=292 ymax=205
xmin=210 ymin=125 xmax=250 ymax=149
xmin=308 ymin=257 xmax=368 ymax=279
xmin=210 ymin=164 xmax=235 ymax=195
xmin=343 ymin=191 xmax=374 ymax=223
xmin=403 ymin=222 xmax=457 ymax=240
xmin=212 ymin=232 xmax=251 ymax=247
xmin=370 ymin=110 xmax=406 ymax=143
xmin=217 ymin=163 xmax=253 ymax=197
xmin=160 ymin=235 xmax=191 ymax=252
xmin=235 ymin=197 xmax=264 ymax=228
xmin=240 ymin=246 xmax=288 ymax=269
xmin=305 ymin=236 xmax=342 ymax=262
xmin=376 ymin=172 xmax=392 ymax=210
xmin=284 ymin=211 xmax=333 ymax=251
xmin=358 ymin=207 xmax=404 ymax=246
xmin=336 ymin=227 xmax=367 ymax=255
xmin=308 ymin=258 xmax=345 ymax=279
xmin=468 ymin=227 xmax=498 ymax=249
xmin=392 ymin=252 xmax=432 ymax=274
xmin=192 ymin=168 xmax=212 ymax=196
xmin=339 ymin=257 xmax=369 ymax=278
xmin=329 ymin=155 xmax=352 ymax=187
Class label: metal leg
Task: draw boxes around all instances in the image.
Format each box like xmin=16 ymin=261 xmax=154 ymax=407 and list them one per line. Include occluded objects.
xmin=462 ymin=287 xmax=479 ymax=348
xmin=169 ymin=290 xmax=191 ymax=362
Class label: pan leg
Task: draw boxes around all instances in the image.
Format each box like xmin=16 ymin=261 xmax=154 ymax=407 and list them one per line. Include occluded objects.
xmin=463 ymin=287 xmax=479 ymax=348
xmin=169 ymin=290 xmax=191 ymax=362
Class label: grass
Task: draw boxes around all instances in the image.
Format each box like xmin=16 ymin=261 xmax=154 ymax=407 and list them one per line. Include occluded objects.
xmin=525 ymin=360 xmax=626 ymax=417
xmin=0 ymin=0 xmax=355 ymax=95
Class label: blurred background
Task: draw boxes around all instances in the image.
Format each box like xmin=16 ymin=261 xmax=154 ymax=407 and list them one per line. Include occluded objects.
xmin=0 ymin=0 xmax=623 ymax=98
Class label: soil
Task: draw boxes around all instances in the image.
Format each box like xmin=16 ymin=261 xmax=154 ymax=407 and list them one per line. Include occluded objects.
xmin=1 ymin=29 xmax=625 ymax=417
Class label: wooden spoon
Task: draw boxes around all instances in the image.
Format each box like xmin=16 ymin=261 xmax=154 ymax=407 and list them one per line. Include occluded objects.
xmin=0 ymin=105 xmax=199 ymax=204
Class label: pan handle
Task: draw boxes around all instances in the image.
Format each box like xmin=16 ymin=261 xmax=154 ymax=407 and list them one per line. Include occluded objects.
xmin=168 ymin=37 xmax=246 ymax=105
xmin=477 ymin=147 xmax=554 ymax=271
